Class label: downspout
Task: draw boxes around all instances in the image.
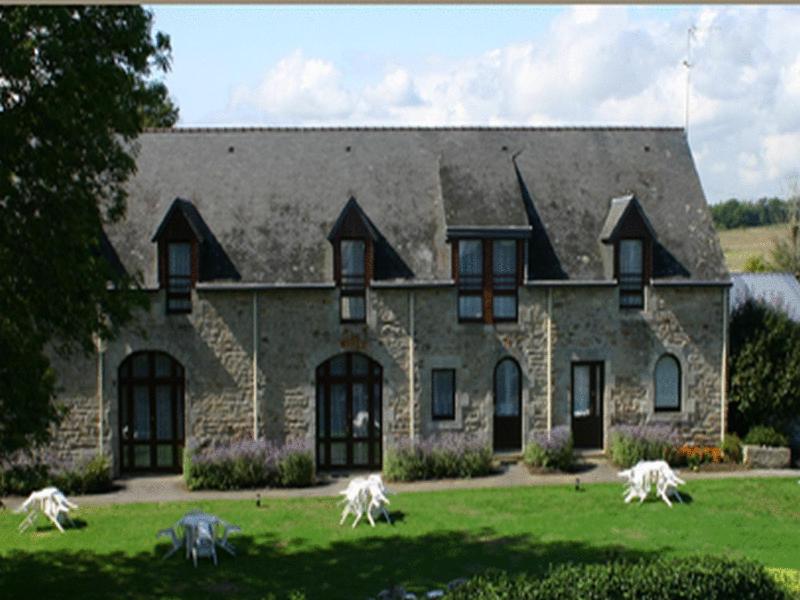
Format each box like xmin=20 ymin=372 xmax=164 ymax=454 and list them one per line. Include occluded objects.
xmin=252 ymin=291 xmax=259 ymax=440
xmin=721 ymin=286 xmax=729 ymax=443
xmin=409 ymin=290 xmax=415 ymax=443
xmin=546 ymin=287 xmax=553 ymax=437
xmin=95 ymin=336 xmax=104 ymax=454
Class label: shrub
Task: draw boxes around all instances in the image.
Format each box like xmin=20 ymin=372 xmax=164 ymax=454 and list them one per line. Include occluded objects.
xmin=722 ymin=433 xmax=743 ymax=463
xmin=0 ymin=452 xmax=112 ymax=496
xmin=383 ymin=434 xmax=493 ymax=482
xmin=523 ymin=426 xmax=574 ymax=471
xmin=608 ymin=425 xmax=680 ymax=468
xmin=184 ymin=439 xmax=315 ymax=490
xmin=447 ymin=556 xmax=791 ymax=600
xmin=744 ymin=425 xmax=789 ymax=447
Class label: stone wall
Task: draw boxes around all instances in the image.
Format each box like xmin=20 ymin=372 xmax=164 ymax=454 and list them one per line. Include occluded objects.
xmin=45 ymin=282 xmax=725 ymax=474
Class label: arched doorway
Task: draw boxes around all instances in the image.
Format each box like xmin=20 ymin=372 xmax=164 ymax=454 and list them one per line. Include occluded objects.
xmin=316 ymin=352 xmax=382 ymax=469
xmin=118 ymin=351 xmax=185 ymax=473
xmin=493 ymin=357 xmax=522 ymax=452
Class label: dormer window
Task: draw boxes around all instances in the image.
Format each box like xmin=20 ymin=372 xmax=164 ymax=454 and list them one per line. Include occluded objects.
xmin=618 ymin=238 xmax=644 ymax=308
xmin=340 ymin=239 xmax=366 ymax=322
xmin=166 ymin=242 xmax=193 ymax=313
xmin=455 ymin=238 xmax=522 ymax=323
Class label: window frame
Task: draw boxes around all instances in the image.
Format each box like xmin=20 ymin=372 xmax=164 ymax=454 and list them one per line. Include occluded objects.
xmin=164 ymin=240 xmax=195 ymax=315
xmin=617 ymin=237 xmax=645 ymax=309
xmin=337 ymin=237 xmax=368 ymax=324
xmin=454 ymin=238 xmax=522 ymax=324
xmin=431 ymin=369 xmax=456 ymax=421
xmin=654 ymin=354 xmax=682 ymax=412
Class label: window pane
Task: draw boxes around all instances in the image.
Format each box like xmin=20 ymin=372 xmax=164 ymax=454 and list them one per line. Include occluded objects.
xmin=341 ymin=295 xmax=365 ymax=321
xmin=132 ymin=354 xmax=149 ymax=378
xmin=573 ymin=365 xmax=591 ymax=417
xmin=619 ymin=239 xmax=643 ymax=275
xmin=168 ymin=297 xmax=192 ymax=312
xmin=341 ymin=240 xmax=365 ymax=276
xmin=352 ymin=383 xmax=369 ymax=437
xmin=493 ymin=240 xmax=516 ymax=275
xmin=459 ymin=240 xmax=483 ymax=277
xmin=458 ymin=295 xmax=483 ymax=319
xmin=331 ymin=384 xmax=347 ymax=437
xmin=353 ymin=442 xmax=369 ymax=466
xmin=155 ymin=385 xmax=173 ymax=440
xmin=157 ymin=444 xmax=173 ymax=468
xmin=372 ymin=382 xmax=382 ymax=431
xmin=155 ymin=354 xmax=172 ymax=377
xmin=134 ymin=445 xmax=150 ymax=468
xmin=329 ymin=354 xmax=346 ymax=376
xmin=493 ymin=295 xmax=517 ymax=319
xmin=352 ymin=354 xmax=368 ymax=376
xmin=495 ymin=359 xmax=520 ymax=416
xmin=655 ymin=356 xmax=680 ymax=409
xmin=432 ymin=370 xmax=455 ymax=419
xmin=330 ymin=442 xmax=346 ymax=466
xmin=168 ymin=243 xmax=191 ymax=277
xmin=133 ymin=385 xmax=150 ymax=440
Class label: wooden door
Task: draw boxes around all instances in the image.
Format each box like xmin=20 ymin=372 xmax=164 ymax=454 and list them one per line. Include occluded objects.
xmin=571 ymin=362 xmax=604 ymax=449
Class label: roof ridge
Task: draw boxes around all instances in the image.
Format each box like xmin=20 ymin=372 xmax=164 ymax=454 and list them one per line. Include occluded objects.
xmin=143 ymin=125 xmax=685 ymax=134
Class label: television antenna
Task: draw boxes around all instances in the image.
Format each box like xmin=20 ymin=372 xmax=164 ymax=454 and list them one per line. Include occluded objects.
xmin=683 ymin=24 xmax=719 ymax=136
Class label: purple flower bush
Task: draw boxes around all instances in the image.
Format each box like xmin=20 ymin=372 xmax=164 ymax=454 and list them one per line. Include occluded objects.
xmin=383 ymin=433 xmax=494 ymax=482
xmin=184 ymin=438 xmax=314 ymax=490
xmin=523 ymin=426 xmax=574 ymax=471
xmin=0 ymin=450 xmax=111 ymax=495
xmin=608 ymin=424 xmax=681 ymax=468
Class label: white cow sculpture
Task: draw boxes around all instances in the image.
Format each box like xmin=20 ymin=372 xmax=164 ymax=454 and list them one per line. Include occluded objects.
xmin=339 ymin=474 xmax=392 ymax=528
xmin=618 ymin=460 xmax=685 ymax=507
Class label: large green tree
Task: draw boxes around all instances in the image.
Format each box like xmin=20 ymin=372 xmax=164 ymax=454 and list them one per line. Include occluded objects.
xmin=728 ymin=299 xmax=800 ymax=436
xmin=0 ymin=7 xmax=177 ymax=458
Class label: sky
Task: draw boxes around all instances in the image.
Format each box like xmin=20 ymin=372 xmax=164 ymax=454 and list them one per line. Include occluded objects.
xmin=148 ymin=5 xmax=800 ymax=204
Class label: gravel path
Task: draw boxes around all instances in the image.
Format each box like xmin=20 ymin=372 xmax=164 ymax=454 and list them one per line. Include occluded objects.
xmin=2 ymin=458 xmax=796 ymax=510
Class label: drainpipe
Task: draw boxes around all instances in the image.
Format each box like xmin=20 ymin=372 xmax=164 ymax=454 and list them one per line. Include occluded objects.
xmin=546 ymin=288 xmax=553 ymax=437
xmin=721 ymin=286 xmax=729 ymax=443
xmin=252 ymin=291 xmax=259 ymax=440
xmin=409 ymin=290 xmax=415 ymax=443
xmin=95 ymin=335 xmax=104 ymax=454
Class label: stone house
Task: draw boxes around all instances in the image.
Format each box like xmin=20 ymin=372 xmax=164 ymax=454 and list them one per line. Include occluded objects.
xmin=51 ymin=127 xmax=730 ymax=474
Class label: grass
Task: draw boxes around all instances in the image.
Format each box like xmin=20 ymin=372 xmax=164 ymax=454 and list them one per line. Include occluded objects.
xmin=717 ymin=223 xmax=789 ymax=272
xmin=1 ymin=478 xmax=799 ymax=599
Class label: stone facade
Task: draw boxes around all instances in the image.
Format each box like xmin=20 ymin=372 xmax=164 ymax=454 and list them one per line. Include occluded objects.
xmin=48 ymin=280 xmax=726 ymax=475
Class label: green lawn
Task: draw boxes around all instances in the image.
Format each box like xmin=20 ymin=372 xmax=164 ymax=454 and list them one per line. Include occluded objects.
xmin=717 ymin=223 xmax=788 ymax=271
xmin=1 ymin=478 xmax=798 ymax=599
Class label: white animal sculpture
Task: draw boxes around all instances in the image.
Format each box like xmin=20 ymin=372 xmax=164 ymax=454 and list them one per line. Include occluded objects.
xmin=16 ymin=487 xmax=78 ymax=533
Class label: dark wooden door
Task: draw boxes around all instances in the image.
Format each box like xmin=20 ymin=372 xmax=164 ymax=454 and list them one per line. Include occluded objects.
xmin=571 ymin=362 xmax=604 ymax=449
xmin=493 ymin=358 xmax=522 ymax=451
xmin=316 ymin=353 xmax=382 ymax=469
xmin=119 ymin=352 xmax=185 ymax=473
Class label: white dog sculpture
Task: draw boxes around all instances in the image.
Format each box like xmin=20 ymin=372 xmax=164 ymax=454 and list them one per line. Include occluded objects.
xmin=618 ymin=460 xmax=685 ymax=507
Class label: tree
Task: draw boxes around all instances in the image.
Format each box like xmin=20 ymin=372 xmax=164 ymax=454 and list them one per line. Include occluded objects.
xmin=728 ymin=299 xmax=800 ymax=436
xmin=0 ymin=7 xmax=176 ymax=458
xmin=769 ymin=186 xmax=800 ymax=277
xmin=742 ymin=255 xmax=771 ymax=273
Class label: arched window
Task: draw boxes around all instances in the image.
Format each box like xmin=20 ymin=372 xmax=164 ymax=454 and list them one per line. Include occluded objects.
xmin=654 ymin=354 xmax=681 ymax=411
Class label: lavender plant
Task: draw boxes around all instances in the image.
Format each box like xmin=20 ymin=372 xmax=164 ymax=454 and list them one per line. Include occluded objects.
xmin=523 ymin=426 xmax=574 ymax=471
xmin=0 ymin=450 xmax=111 ymax=495
xmin=184 ymin=438 xmax=314 ymax=490
xmin=608 ymin=424 xmax=681 ymax=468
xmin=383 ymin=433 xmax=493 ymax=481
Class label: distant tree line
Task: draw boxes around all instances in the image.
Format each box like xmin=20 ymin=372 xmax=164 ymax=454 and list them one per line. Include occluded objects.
xmin=711 ymin=197 xmax=790 ymax=230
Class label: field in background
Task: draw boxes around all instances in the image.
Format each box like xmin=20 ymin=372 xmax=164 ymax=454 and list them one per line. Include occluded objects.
xmin=717 ymin=223 xmax=788 ymax=272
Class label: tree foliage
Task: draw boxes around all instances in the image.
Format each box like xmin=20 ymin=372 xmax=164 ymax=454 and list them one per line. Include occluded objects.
xmin=0 ymin=7 xmax=176 ymax=458
xmin=711 ymin=197 xmax=789 ymax=230
xmin=728 ymin=299 xmax=800 ymax=436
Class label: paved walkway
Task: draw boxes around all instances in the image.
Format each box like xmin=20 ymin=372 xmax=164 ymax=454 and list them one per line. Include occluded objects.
xmin=2 ymin=459 xmax=797 ymax=510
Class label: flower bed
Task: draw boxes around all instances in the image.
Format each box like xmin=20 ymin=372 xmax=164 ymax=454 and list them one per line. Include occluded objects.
xmin=0 ymin=451 xmax=112 ymax=496
xmin=184 ymin=439 xmax=314 ymax=490
xmin=673 ymin=445 xmax=723 ymax=468
xmin=523 ymin=426 xmax=574 ymax=472
xmin=383 ymin=434 xmax=494 ymax=482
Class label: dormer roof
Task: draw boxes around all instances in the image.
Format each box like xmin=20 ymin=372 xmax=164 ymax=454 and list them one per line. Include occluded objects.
xmin=599 ymin=194 xmax=657 ymax=243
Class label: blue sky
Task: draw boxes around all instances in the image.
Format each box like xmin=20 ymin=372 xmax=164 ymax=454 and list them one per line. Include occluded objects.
xmin=149 ymin=5 xmax=800 ymax=203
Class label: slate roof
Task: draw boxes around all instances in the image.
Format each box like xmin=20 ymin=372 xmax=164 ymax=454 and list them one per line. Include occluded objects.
xmin=107 ymin=127 xmax=728 ymax=287
xmin=730 ymin=273 xmax=800 ymax=322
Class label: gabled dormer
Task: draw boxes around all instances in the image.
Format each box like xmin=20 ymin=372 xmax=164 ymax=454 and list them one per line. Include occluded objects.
xmin=600 ymin=194 xmax=657 ymax=309
xmin=151 ymin=199 xmax=204 ymax=314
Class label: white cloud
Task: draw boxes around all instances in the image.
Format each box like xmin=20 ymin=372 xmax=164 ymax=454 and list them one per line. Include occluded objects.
xmin=224 ymin=6 xmax=800 ymax=202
